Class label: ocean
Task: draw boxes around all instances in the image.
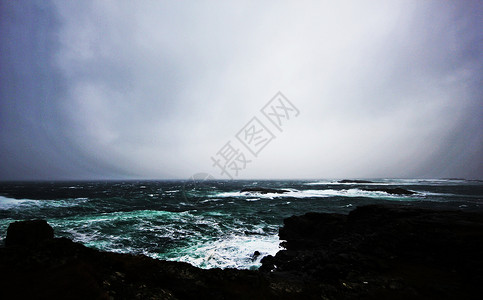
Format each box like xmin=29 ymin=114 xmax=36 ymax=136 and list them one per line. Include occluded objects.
xmin=1 ymin=179 xmax=482 ymax=270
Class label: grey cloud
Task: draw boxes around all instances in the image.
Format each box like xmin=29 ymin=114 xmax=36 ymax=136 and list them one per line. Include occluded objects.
xmin=0 ymin=0 xmax=481 ymax=180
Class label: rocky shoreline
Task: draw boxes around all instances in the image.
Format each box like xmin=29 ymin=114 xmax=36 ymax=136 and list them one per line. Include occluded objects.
xmin=1 ymin=205 xmax=483 ymax=299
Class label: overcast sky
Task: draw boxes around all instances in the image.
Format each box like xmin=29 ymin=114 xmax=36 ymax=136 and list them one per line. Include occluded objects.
xmin=1 ymin=0 xmax=482 ymax=180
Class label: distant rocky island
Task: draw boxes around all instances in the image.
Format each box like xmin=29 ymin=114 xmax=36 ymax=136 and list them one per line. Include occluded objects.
xmin=360 ymin=187 xmax=416 ymax=195
xmin=335 ymin=180 xmax=417 ymax=195
xmin=338 ymin=179 xmax=375 ymax=184
xmin=240 ymin=184 xmax=417 ymax=196
xmin=1 ymin=205 xmax=482 ymax=299
xmin=240 ymin=187 xmax=290 ymax=194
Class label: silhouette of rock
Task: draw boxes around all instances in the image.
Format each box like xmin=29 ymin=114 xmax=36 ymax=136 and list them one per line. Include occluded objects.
xmin=338 ymin=179 xmax=374 ymax=183
xmin=252 ymin=251 xmax=261 ymax=261
xmin=261 ymin=204 xmax=483 ymax=299
xmin=240 ymin=187 xmax=289 ymax=194
xmin=5 ymin=220 xmax=54 ymax=247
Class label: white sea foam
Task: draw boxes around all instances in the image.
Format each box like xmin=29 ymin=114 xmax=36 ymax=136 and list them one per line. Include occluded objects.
xmin=199 ymin=198 xmax=223 ymax=203
xmin=49 ymin=208 xmax=280 ymax=270
xmin=214 ymin=188 xmax=419 ymax=199
xmin=308 ymin=188 xmax=423 ymax=199
xmin=52 ymin=209 xmax=218 ymax=244
xmin=0 ymin=195 xmax=87 ymax=209
xmin=0 ymin=195 xmax=36 ymax=209
xmin=304 ymin=181 xmax=336 ymax=185
xmin=172 ymin=234 xmax=282 ymax=270
xmin=216 ymin=189 xmax=306 ymax=199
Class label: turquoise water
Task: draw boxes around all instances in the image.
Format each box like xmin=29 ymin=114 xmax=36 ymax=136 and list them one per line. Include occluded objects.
xmin=1 ymin=179 xmax=482 ymax=269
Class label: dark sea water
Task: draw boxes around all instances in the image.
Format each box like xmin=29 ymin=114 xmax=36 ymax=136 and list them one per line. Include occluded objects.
xmin=1 ymin=179 xmax=482 ymax=270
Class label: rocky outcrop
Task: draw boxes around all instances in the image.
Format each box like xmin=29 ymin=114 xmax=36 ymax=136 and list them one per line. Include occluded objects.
xmin=361 ymin=187 xmax=416 ymax=195
xmin=0 ymin=224 xmax=272 ymax=300
xmin=5 ymin=220 xmax=54 ymax=247
xmin=335 ymin=180 xmax=416 ymax=195
xmin=240 ymin=187 xmax=289 ymax=194
xmin=2 ymin=206 xmax=483 ymax=299
xmin=261 ymin=204 xmax=483 ymax=299
xmin=338 ymin=179 xmax=374 ymax=184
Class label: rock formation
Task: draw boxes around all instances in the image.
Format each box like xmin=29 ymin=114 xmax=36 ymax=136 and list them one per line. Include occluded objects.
xmin=5 ymin=219 xmax=54 ymax=247
xmin=361 ymin=187 xmax=416 ymax=195
xmin=338 ymin=179 xmax=375 ymax=184
xmin=240 ymin=187 xmax=289 ymax=194
xmin=1 ymin=205 xmax=483 ymax=299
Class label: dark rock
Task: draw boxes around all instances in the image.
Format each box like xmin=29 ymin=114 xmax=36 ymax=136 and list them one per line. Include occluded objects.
xmin=338 ymin=179 xmax=374 ymax=184
xmin=240 ymin=187 xmax=289 ymax=194
xmin=0 ymin=235 xmax=273 ymax=299
xmin=279 ymin=212 xmax=347 ymax=250
xmin=5 ymin=220 xmax=54 ymax=247
xmin=259 ymin=255 xmax=275 ymax=272
xmin=361 ymin=187 xmax=416 ymax=195
xmin=2 ymin=206 xmax=483 ymax=299
xmin=261 ymin=204 xmax=483 ymax=299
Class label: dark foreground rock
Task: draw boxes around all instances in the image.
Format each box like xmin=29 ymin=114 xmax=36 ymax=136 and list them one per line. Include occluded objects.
xmin=1 ymin=205 xmax=483 ymax=299
xmin=261 ymin=205 xmax=483 ymax=299
xmin=240 ymin=187 xmax=289 ymax=194
xmin=5 ymin=219 xmax=54 ymax=247
xmin=0 ymin=232 xmax=272 ymax=299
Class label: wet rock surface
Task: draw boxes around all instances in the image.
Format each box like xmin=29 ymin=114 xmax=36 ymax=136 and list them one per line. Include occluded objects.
xmin=5 ymin=219 xmax=54 ymax=247
xmin=240 ymin=187 xmax=290 ymax=194
xmin=261 ymin=204 xmax=483 ymax=299
xmin=1 ymin=205 xmax=483 ymax=299
xmin=360 ymin=187 xmax=417 ymax=195
xmin=0 ymin=234 xmax=272 ymax=300
xmin=338 ymin=180 xmax=375 ymax=184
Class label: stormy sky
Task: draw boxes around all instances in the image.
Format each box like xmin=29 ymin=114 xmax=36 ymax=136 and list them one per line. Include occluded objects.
xmin=0 ymin=1 xmax=482 ymax=180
